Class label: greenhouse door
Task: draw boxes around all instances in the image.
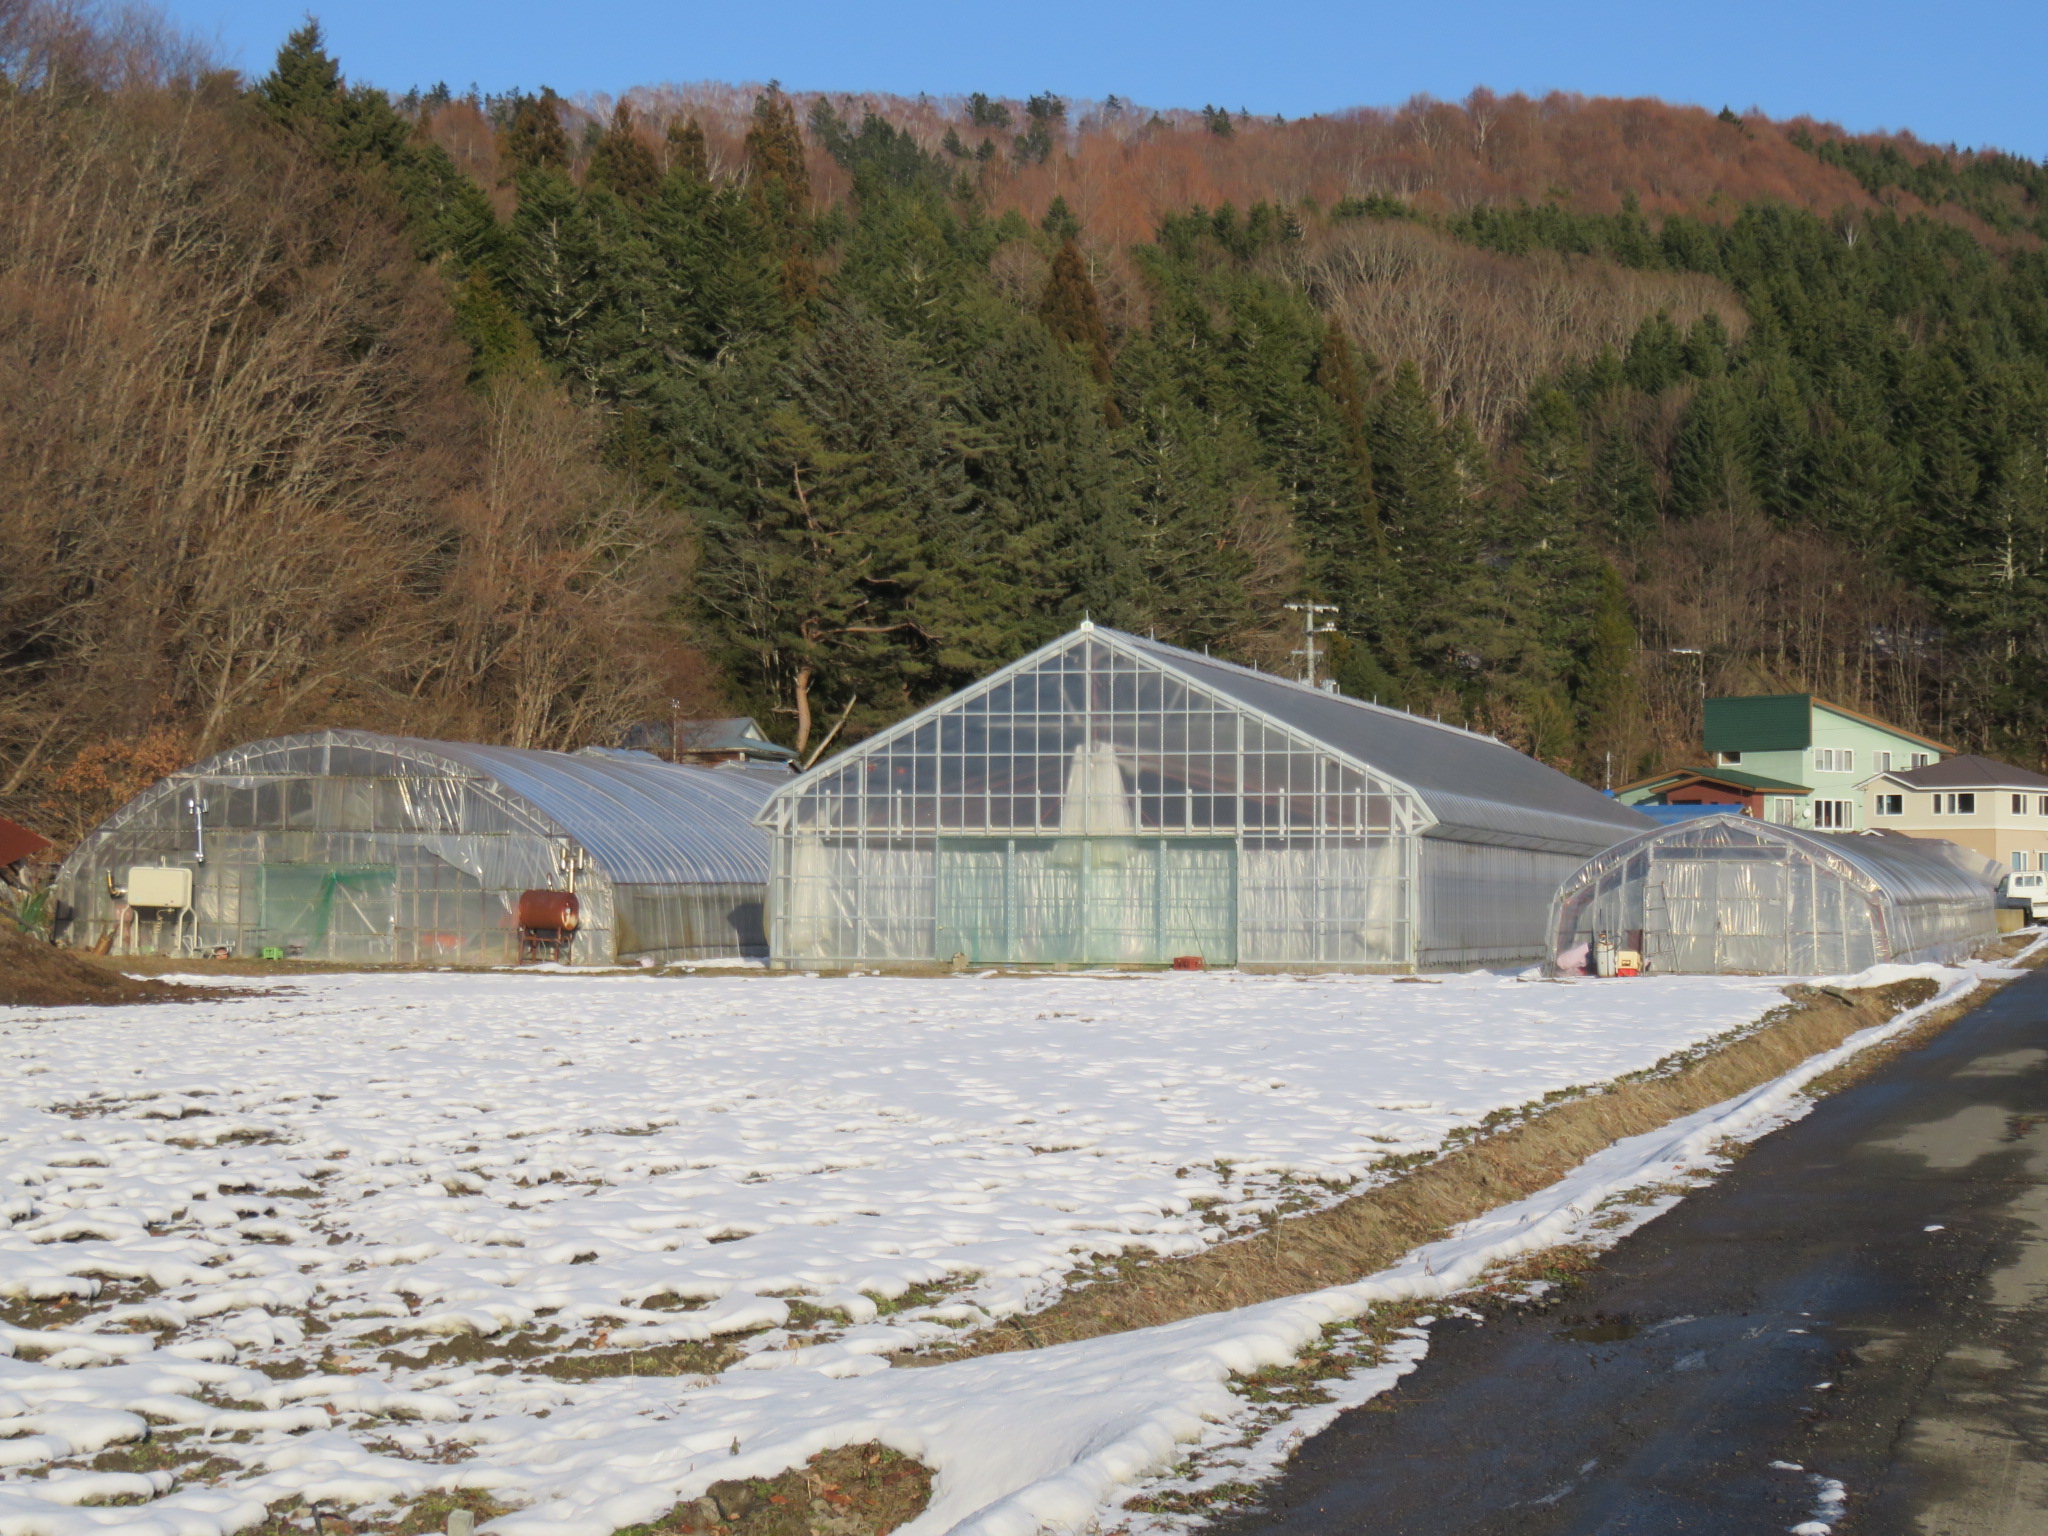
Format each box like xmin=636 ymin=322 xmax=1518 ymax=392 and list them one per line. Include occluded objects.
xmin=1713 ymin=857 xmax=1789 ymax=972
xmin=1647 ymin=856 xmax=1789 ymax=973
xmin=936 ymin=837 xmax=1236 ymax=966
xmin=258 ymin=865 xmax=396 ymax=960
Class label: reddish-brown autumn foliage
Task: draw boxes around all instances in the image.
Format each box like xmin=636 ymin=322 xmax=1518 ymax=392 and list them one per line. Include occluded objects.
xmin=504 ymin=83 xmax=2018 ymax=254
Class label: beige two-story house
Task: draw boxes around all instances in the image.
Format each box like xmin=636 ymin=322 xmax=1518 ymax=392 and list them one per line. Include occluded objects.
xmin=1861 ymin=754 xmax=2048 ymax=872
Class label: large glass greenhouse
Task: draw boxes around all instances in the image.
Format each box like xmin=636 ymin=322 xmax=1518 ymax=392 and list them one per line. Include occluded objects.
xmin=757 ymin=624 xmax=1652 ymax=970
xmin=55 ymin=730 xmax=779 ymax=964
xmin=1549 ymin=813 xmax=1997 ymax=975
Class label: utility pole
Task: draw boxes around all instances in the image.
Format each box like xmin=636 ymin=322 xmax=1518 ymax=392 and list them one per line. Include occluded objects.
xmin=1665 ymin=647 xmax=1707 ymax=709
xmin=1286 ymin=602 xmax=1339 ymax=688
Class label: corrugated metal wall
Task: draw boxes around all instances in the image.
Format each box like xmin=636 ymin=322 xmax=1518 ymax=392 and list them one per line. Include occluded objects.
xmin=1420 ymin=838 xmax=1588 ymax=968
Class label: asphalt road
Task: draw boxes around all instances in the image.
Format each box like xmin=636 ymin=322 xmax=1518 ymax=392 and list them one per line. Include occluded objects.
xmin=1220 ymin=965 xmax=2048 ymax=1536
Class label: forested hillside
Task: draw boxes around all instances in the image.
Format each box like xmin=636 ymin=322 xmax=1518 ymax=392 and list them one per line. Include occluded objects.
xmin=7 ymin=2 xmax=2048 ymax=846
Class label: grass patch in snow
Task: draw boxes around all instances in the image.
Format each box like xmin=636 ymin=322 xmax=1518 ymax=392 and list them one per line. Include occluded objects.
xmin=616 ymin=1443 xmax=932 ymax=1536
xmin=528 ymin=1336 xmax=746 ymax=1381
xmin=240 ymin=1487 xmax=518 ymax=1535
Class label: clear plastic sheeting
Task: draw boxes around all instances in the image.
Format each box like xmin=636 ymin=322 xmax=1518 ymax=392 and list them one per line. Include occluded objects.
xmin=1549 ymin=812 xmax=1997 ymax=975
xmin=55 ymin=730 xmax=779 ymax=964
xmin=760 ymin=626 xmax=1648 ymax=969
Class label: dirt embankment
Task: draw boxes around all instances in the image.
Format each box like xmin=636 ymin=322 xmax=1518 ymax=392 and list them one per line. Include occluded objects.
xmin=0 ymin=924 xmax=223 ymax=1007
xmin=917 ymin=973 xmax=1966 ymax=1363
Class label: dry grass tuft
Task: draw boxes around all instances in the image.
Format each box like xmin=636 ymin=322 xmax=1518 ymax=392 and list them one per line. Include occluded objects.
xmin=915 ymin=972 xmax=1975 ymax=1363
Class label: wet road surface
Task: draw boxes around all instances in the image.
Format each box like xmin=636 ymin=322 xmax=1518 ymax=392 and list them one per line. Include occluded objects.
xmin=1221 ymin=966 xmax=2048 ymax=1536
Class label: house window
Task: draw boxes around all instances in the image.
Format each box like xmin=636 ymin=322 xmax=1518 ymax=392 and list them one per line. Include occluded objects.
xmin=2017 ymin=794 xmax=2029 ymax=815
xmin=2039 ymin=796 xmax=2048 ymax=816
xmin=1876 ymin=751 xmax=1893 ymax=773
xmin=1912 ymin=753 xmax=1930 ymax=768
xmin=1814 ymin=799 xmax=1854 ymax=829
xmin=1814 ymin=748 xmax=1835 ymax=772
xmin=2017 ymin=852 xmax=2032 ymax=872
xmin=1720 ymin=751 xmax=1742 ymax=766
xmin=1875 ymin=794 xmax=1903 ymax=816
xmin=1934 ymin=792 xmax=1977 ymax=815
xmin=1842 ymin=749 xmax=1854 ymax=772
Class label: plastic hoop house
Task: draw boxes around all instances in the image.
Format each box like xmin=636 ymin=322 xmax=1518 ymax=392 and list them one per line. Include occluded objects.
xmin=55 ymin=730 xmax=782 ymax=964
xmin=1548 ymin=812 xmax=1996 ymax=975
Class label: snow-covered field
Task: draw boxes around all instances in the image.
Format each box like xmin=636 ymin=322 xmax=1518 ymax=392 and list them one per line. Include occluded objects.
xmin=0 ymin=962 xmax=1986 ymax=1535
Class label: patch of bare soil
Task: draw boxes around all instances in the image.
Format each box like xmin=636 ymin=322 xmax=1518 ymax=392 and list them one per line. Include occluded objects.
xmin=0 ymin=924 xmax=227 ymax=1007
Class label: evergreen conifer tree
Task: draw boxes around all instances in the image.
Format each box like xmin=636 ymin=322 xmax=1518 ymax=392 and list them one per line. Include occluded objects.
xmin=256 ymin=21 xmax=343 ymax=125
xmin=665 ymin=116 xmax=709 ymax=181
xmin=1117 ymin=396 xmax=1280 ymax=651
xmin=956 ymin=310 xmax=1134 ymax=633
xmin=745 ymin=86 xmax=811 ymax=231
xmin=744 ymin=86 xmax=817 ymax=311
xmin=1306 ymin=325 xmax=1393 ymax=672
xmin=501 ymin=167 xmax=609 ymax=375
xmin=1667 ymin=378 xmax=1751 ymax=517
xmin=1358 ymin=364 xmax=1484 ymax=681
xmin=1587 ymin=429 xmax=1660 ymax=546
xmin=1513 ymin=388 xmax=1587 ymax=553
xmin=1040 ymin=196 xmax=1081 ymax=243
xmin=588 ymin=103 xmax=660 ymax=206
xmin=1576 ymin=564 xmax=1644 ymax=779
xmin=1315 ymin=326 xmax=1375 ymax=495
xmin=1744 ymin=352 xmax=1809 ymax=518
xmin=1622 ymin=312 xmax=1685 ymax=394
xmin=502 ymin=89 xmax=570 ymax=173
xmin=635 ymin=173 xmax=783 ymax=365
xmin=1680 ymin=313 xmax=1730 ymax=377
xmin=687 ymin=308 xmax=988 ymax=747
xmin=1039 ymin=239 xmax=1115 ymax=393
xmin=966 ymin=92 xmax=1010 ymax=128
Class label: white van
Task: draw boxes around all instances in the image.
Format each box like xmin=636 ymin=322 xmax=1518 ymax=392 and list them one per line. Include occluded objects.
xmin=2001 ymin=871 xmax=2047 ymax=919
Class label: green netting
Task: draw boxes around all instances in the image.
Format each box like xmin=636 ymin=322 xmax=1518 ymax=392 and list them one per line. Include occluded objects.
xmin=257 ymin=865 xmax=395 ymax=957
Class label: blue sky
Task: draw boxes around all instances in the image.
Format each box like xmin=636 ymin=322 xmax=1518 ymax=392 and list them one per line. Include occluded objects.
xmin=161 ymin=0 xmax=2048 ymax=158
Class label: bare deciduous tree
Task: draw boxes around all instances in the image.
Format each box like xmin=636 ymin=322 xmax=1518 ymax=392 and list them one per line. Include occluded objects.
xmin=0 ymin=6 xmax=694 ymax=842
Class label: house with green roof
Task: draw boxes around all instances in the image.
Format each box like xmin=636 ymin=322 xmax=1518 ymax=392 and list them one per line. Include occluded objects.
xmin=1613 ymin=764 xmax=1813 ymax=820
xmin=1618 ymin=694 xmax=1949 ymax=832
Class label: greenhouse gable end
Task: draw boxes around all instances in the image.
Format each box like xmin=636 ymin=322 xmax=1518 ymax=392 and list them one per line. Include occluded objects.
xmin=756 ymin=625 xmax=1653 ymax=970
